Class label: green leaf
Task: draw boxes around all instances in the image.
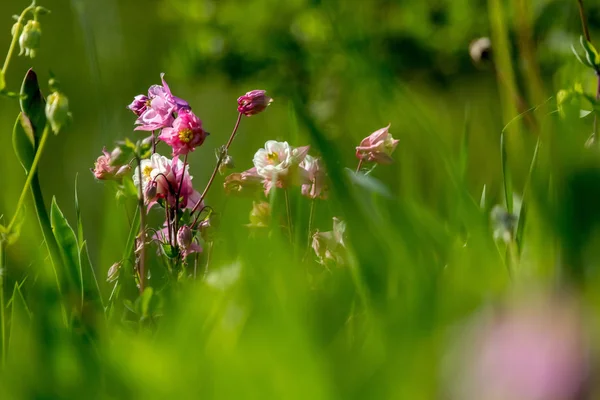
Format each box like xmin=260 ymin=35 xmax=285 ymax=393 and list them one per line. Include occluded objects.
xmin=13 ymin=113 xmax=36 ymax=173
xmin=123 ymin=206 xmax=141 ymax=264
xmin=50 ymin=197 xmax=83 ymax=306
xmin=79 ymin=241 xmax=104 ymax=310
xmin=480 ymin=184 xmax=487 ymax=210
xmin=460 ymin=105 xmax=470 ymax=182
xmin=74 ymin=174 xmax=84 ymax=247
xmin=19 ymin=69 xmax=47 ymax=145
xmin=571 ymin=44 xmax=593 ymax=68
xmin=161 ymin=244 xmax=179 ymax=259
xmin=346 ymin=168 xmax=392 ymax=198
xmin=500 ymin=133 xmax=513 ymax=213
xmin=137 ymin=287 xmax=153 ymax=319
xmin=581 ymin=36 xmax=600 ymax=69
xmin=7 ymin=283 xmax=31 ymax=359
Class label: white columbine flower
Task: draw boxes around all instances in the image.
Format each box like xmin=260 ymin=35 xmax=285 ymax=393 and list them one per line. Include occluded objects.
xmin=252 ymin=140 xmax=309 ymax=180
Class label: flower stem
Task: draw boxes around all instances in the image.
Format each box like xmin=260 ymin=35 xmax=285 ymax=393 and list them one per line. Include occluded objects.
xmin=0 ymin=239 xmax=6 ymax=367
xmin=135 ymin=156 xmax=147 ymax=293
xmin=577 ymin=0 xmax=592 ymax=42
xmin=1 ymin=4 xmax=35 ymax=78
xmin=190 ymin=112 xmax=243 ymax=225
xmin=284 ymin=189 xmax=293 ymax=242
xmin=355 ymin=159 xmax=363 ymax=173
xmin=174 ymin=154 xmax=188 ymax=241
xmin=7 ymin=124 xmax=51 ymax=234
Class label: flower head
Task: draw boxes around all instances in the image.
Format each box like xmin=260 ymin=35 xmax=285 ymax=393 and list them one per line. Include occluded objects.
xmin=45 ymin=90 xmax=71 ymax=134
xmin=312 ymin=217 xmax=347 ymax=266
xmin=355 ymin=124 xmax=399 ymax=164
xmin=158 ymin=110 xmax=207 ymax=156
xmin=19 ymin=20 xmax=41 ymax=58
xmin=253 ymin=141 xmax=310 ymax=193
xmin=237 ymin=90 xmax=273 ymax=116
xmin=92 ymin=148 xmax=131 ymax=181
xmin=133 ymin=153 xmax=201 ymax=209
xmin=300 ymin=155 xmax=327 ymax=199
xmin=133 ymin=73 xmax=190 ymax=131
xmin=176 ymin=225 xmax=202 ymax=258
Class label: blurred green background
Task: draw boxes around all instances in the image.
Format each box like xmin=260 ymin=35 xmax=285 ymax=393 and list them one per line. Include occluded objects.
xmin=1 ymin=0 xmax=600 ymax=398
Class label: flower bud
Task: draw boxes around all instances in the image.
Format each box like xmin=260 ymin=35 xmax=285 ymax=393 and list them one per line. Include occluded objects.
xmin=469 ymin=37 xmax=492 ymax=66
xmin=128 ymin=94 xmax=149 ymax=116
xmin=18 ymin=20 xmax=41 ymax=58
xmin=45 ymin=90 xmax=70 ymax=134
xmin=107 ymin=262 xmax=121 ymax=283
xmin=218 ymin=155 xmax=235 ymax=175
xmin=237 ymin=90 xmax=273 ymax=116
xmin=144 ymin=180 xmax=158 ymax=202
xmin=177 ymin=225 xmax=193 ymax=249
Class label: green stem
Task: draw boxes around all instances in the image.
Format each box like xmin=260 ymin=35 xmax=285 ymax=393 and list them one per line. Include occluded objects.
xmin=0 ymin=240 xmax=6 ymax=367
xmin=1 ymin=4 xmax=35 ymax=78
xmin=284 ymin=189 xmax=293 ymax=242
xmin=7 ymin=124 xmax=50 ymax=234
xmin=135 ymin=156 xmax=147 ymax=293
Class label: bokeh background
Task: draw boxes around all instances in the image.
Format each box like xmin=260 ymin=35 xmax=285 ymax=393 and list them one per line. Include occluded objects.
xmin=1 ymin=0 xmax=600 ymax=398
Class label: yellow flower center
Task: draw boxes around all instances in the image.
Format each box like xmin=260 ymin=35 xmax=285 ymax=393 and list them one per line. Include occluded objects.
xmin=266 ymin=152 xmax=279 ymax=164
xmin=143 ymin=165 xmax=153 ymax=179
xmin=179 ymin=128 xmax=194 ymax=143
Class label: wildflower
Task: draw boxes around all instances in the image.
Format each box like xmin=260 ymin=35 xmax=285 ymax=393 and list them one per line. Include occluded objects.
xmin=19 ymin=20 xmax=41 ymax=58
xmin=300 ymin=155 xmax=327 ymax=199
xmin=446 ymin=294 xmax=590 ymax=400
xmin=312 ymin=217 xmax=347 ymax=265
xmin=133 ymin=73 xmax=190 ymax=131
xmin=177 ymin=225 xmax=201 ymax=258
xmin=253 ymin=141 xmax=310 ymax=193
xmin=92 ymin=148 xmax=131 ymax=181
xmin=247 ymin=202 xmax=271 ymax=228
xmin=45 ymin=90 xmax=71 ymax=134
xmin=158 ymin=110 xmax=207 ymax=156
xmin=355 ymin=124 xmax=399 ymax=164
xmin=133 ymin=153 xmax=201 ymax=209
xmin=237 ymin=90 xmax=273 ymax=116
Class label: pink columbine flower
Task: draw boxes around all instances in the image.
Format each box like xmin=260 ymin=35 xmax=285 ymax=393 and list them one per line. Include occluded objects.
xmin=252 ymin=141 xmax=310 ymax=194
xmin=132 ymin=73 xmax=191 ymax=131
xmin=223 ymin=167 xmax=264 ymax=195
xmin=355 ymin=124 xmax=399 ymax=164
xmin=158 ymin=109 xmax=207 ymax=156
xmin=92 ymin=148 xmax=131 ymax=181
xmin=133 ymin=153 xmax=201 ymax=209
xmin=300 ymin=154 xmax=327 ymax=199
xmin=237 ymin=90 xmax=273 ymax=116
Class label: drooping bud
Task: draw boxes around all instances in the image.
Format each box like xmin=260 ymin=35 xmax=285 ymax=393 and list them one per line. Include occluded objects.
xmin=177 ymin=225 xmax=193 ymax=249
xmin=237 ymin=90 xmax=273 ymax=116
xmin=128 ymin=94 xmax=149 ymax=116
xmin=45 ymin=90 xmax=71 ymax=134
xmin=18 ymin=20 xmax=41 ymax=58
xmin=144 ymin=180 xmax=158 ymax=202
xmin=218 ymin=155 xmax=235 ymax=175
xmin=107 ymin=262 xmax=122 ymax=283
xmin=469 ymin=37 xmax=492 ymax=66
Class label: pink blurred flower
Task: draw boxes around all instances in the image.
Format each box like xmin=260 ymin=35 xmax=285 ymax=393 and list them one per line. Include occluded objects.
xmin=177 ymin=225 xmax=202 ymax=258
xmin=237 ymin=90 xmax=273 ymax=116
xmin=355 ymin=124 xmax=399 ymax=164
xmin=158 ymin=110 xmax=207 ymax=156
xmin=312 ymin=217 xmax=346 ymax=266
xmin=223 ymin=167 xmax=264 ymax=195
xmin=92 ymin=148 xmax=130 ymax=181
xmin=132 ymin=73 xmax=191 ymax=131
xmin=300 ymin=155 xmax=327 ymax=199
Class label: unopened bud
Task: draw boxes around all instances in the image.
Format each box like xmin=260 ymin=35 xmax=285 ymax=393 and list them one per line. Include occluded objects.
xmin=469 ymin=37 xmax=492 ymax=66
xmin=45 ymin=90 xmax=70 ymax=134
xmin=218 ymin=155 xmax=235 ymax=175
xmin=18 ymin=20 xmax=41 ymax=58
xmin=237 ymin=90 xmax=273 ymax=116
xmin=144 ymin=181 xmax=158 ymax=202
xmin=107 ymin=262 xmax=121 ymax=283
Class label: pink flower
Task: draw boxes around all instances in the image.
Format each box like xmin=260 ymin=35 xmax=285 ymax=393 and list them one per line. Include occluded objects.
xmin=237 ymin=90 xmax=273 ymax=116
xmin=177 ymin=225 xmax=202 ymax=258
xmin=92 ymin=148 xmax=130 ymax=181
xmin=252 ymin=141 xmax=310 ymax=194
xmin=133 ymin=153 xmax=201 ymax=210
xmin=355 ymin=124 xmax=399 ymax=164
xmin=223 ymin=167 xmax=264 ymax=195
xmin=300 ymin=155 xmax=326 ymax=199
xmin=158 ymin=110 xmax=207 ymax=156
xmin=133 ymin=73 xmax=191 ymax=131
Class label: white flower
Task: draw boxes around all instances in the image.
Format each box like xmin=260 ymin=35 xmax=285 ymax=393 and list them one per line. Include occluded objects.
xmin=252 ymin=140 xmax=309 ymax=180
xmin=133 ymin=153 xmax=189 ymax=198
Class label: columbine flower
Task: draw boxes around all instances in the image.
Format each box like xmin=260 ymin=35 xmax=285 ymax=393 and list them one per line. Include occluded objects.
xmin=237 ymin=90 xmax=273 ymax=116
xmin=312 ymin=217 xmax=347 ymax=266
xmin=253 ymin=141 xmax=310 ymax=193
xmin=133 ymin=73 xmax=190 ymax=131
xmin=133 ymin=153 xmax=201 ymax=209
xmin=158 ymin=110 xmax=207 ymax=156
xmin=177 ymin=225 xmax=202 ymax=258
xmin=19 ymin=20 xmax=41 ymax=58
xmin=223 ymin=167 xmax=264 ymax=195
xmin=300 ymin=155 xmax=326 ymax=199
xmin=355 ymin=124 xmax=399 ymax=164
xmin=92 ymin=148 xmax=131 ymax=181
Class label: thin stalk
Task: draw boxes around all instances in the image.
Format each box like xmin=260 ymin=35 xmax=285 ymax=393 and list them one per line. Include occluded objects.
xmin=174 ymin=154 xmax=188 ymax=239
xmin=0 ymin=240 xmax=5 ymax=367
xmin=355 ymin=159 xmax=363 ymax=173
xmin=7 ymin=124 xmax=50 ymax=234
xmin=284 ymin=189 xmax=293 ymax=242
xmin=1 ymin=3 xmax=35 ymax=78
xmin=135 ymin=156 xmax=147 ymax=293
xmin=151 ymin=131 xmax=156 ymax=154
xmin=190 ymin=112 xmax=243 ymax=218
xmin=307 ymin=199 xmax=315 ymax=248
xmin=577 ymin=0 xmax=592 ymax=42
